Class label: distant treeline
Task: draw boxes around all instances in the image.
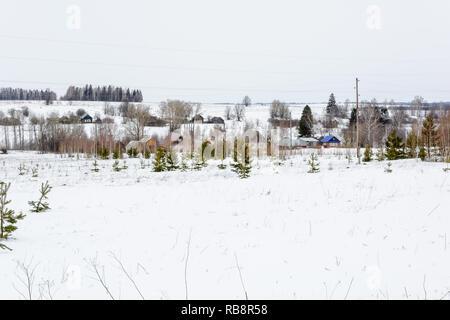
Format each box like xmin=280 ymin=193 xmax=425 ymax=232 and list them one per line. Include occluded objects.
xmin=61 ymin=85 xmax=143 ymax=102
xmin=0 ymin=88 xmax=57 ymax=102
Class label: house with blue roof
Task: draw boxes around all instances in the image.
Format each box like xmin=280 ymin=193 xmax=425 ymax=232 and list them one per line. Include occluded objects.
xmin=320 ymin=135 xmax=341 ymax=148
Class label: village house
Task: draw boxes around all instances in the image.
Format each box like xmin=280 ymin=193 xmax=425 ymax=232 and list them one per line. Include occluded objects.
xmin=208 ymin=117 xmax=225 ymax=125
xmin=126 ymin=136 xmax=158 ymax=153
xmin=320 ymin=135 xmax=341 ymax=148
xmin=80 ymin=113 xmax=93 ymax=123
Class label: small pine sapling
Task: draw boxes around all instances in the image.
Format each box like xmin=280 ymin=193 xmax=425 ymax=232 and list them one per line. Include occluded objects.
xmin=0 ymin=182 xmax=25 ymax=251
xmin=307 ymin=153 xmax=320 ymax=173
xmin=31 ymin=166 xmax=38 ymax=178
xmin=113 ymin=148 xmax=123 ymax=159
xmin=132 ymin=148 xmax=139 ymax=158
xmin=384 ymin=162 xmax=393 ymax=173
xmin=92 ymin=160 xmax=100 ymax=172
xmin=218 ymin=162 xmax=227 ymax=170
xmin=192 ymin=152 xmax=206 ymax=171
xmin=231 ymin=144 xmax=252 ymax=179
xmin=18 ymin=164 xmax=26 ymax=176
xmin=126 ymin=148 xmax=133 ymax=158
xmin=29 ymin=181 xmax=52 ymax=213
xmin=376 ymin=147 xmax=385 ymax=161
xmin=363 ymin=145 xmax=373 ymax=162
xmin=418 ymin=144 xmax=426 ymax=162
xmin=180 ymin=154 xmax=189 ymax=172
xmin=166 ymin=151 xmax=179 ymax=171
xmin=98 ymin=146 xmax=110 ymax=160
xmin=144 ymin=149 xmax=151 ymax=159
xmin=122 ymin=161 xmax=128 ymax=170
xmin=113 ymin=160 xmax=122 ymax=172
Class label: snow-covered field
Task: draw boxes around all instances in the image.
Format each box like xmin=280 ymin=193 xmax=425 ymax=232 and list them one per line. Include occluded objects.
xmin=0 ymin=150 xmax=449 ymax=300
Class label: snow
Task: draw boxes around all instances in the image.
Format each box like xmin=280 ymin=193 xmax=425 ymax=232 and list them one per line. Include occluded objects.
xmin=0 ymin=150 xmax=449 ymax=300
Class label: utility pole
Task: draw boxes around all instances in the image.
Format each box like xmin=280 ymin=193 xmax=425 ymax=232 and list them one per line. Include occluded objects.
xmin=289 ymin=118 xmax=292 ymax=157
xmin=356 ymin=78 xmax=361 ymax=164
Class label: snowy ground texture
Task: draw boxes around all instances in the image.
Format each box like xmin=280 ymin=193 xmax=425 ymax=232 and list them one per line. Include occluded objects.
xmin=0 ymin=150 xmax=449 ymax=300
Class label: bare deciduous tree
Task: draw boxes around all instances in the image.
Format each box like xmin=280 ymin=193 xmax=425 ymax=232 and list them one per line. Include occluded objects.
xmin=160 ymin=100 xmax=195 ymax=132
xmin=360 ymin=99 xmax=383 ymax=147
xmin=233 ymin=104 xmax=246 ymax=122
xmin=125 ymin=104 xmax=151 ymax=141
xmin=270 ymin=100 xmax=291 ymax=120
xmin=224 ymin=105 xmax=233 ymax=120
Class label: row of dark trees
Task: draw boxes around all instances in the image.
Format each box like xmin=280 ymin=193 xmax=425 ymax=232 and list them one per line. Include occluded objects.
xmin=0 ymin=85 xmax=144 ymax=103
xmin=61 ymin=85 xmax=143 ymax=102
xmin=0 ymin=88 xmax=57 ymax=105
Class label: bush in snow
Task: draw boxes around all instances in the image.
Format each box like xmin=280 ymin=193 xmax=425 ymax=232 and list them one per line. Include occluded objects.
xmin=29 ymin=181 xmax=52 ymax=213
xmin=0 ymin=182 xmax=25 ymax=251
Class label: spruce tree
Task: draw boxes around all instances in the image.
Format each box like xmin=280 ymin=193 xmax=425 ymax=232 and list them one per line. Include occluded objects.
xmin=385 ymin=130 xmax=406 ymax=160
xmin=298 ymin=105 xmax=314 ymax=137
xmin=326 ymin=93 xmax=338 ymax=116
xmin=153 ymin=148 xmax=167 ymax=172
xmin=1 ymin=182 xmax=25 ymax=250
xmin=363 ymin=145 xmax=373 ymax=162
xmin=421 ymin=114 xmax=439 ymax=160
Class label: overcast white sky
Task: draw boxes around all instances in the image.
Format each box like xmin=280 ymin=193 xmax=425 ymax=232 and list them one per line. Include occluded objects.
xmin=0 ymin=0 xmax=449 ymax=103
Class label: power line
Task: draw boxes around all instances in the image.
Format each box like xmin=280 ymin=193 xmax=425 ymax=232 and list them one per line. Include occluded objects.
xmin=1 ymin=34 xmax=449 ymax=62
xmin=0 ymin=79 xmax=323 ymax=94
xmin=1 ymin=55 xmax=449 ymax=81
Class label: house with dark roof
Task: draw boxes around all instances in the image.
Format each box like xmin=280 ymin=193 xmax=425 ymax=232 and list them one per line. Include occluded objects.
xmin=208 ymin=117 xmax=225 ymax=124
xmin=80 ymin=113 xmax=93 ymax=123
xmin=320 ymin=135 xmax=341 ymax=148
